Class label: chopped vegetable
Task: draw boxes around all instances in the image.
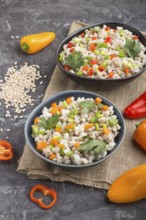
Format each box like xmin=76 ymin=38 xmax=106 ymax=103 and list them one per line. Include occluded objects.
xmin=49 ymin=153 xmax=56 ymax=160
xmin=29 ymin=184 xmax=57 ymax=209
xmin=0 ymin=140 xmax=13 ymax=161
xmin=108 ymin=118 xmax=118 ymax=127
xmin=34 ymin=117 xmax=40 ymax=124
xmin=20 ymin=32 xmax=56 ymax=54
xmin=84 ymin=123 xmax=94 ymax=130
xmin=107 ymin=164 xmax=146 ymax=203
xmin=95 ymin=97 xmax=102 ymax=104
xmin=36 ymin=142 xmax=47 ymax=151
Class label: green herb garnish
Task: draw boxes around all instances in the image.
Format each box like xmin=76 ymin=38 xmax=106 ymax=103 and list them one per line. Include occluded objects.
xmin=78 ymin=139 xmax=107 ymax=155
xmin=79 ymin=100 xmax=95 ymax=113
xmin=39 ymin=114 xmax=59 ymax=130
xmin=124 ymin=39 xmax=141 ymax=59
xmin=65 ymin=51 xmax=84 ymax=70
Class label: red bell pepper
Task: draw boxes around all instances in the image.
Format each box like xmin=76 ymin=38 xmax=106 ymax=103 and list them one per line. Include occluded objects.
xmin=30 ymin=184 xmax=57 ymax=209
xmin=124 ymin=91 xmax=146 ymax=119
xmin=0 ymin=140 xmax=13 ymax=161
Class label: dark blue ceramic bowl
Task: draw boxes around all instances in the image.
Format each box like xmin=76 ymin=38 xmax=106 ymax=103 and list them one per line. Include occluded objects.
xmin=25 ymin=90 xmax=125 ymax=168
xmin=57 ymin=22 xmax=146 ymax=90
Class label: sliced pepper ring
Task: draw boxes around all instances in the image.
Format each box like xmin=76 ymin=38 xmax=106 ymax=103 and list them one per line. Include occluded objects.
xmin=0 ymin=140 xmax=13 ymax=161
xmin=30 ymin=184 xmax=57 ymax=209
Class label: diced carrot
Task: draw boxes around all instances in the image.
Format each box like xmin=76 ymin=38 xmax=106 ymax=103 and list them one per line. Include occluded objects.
xmin=98 ymin=65 xmax=105 ymax=71
xmin=58 ymin=144 xmax=65 ymax=149
xmin=58 ymin=105 xmax=64 ymax=112
xmin=50 ymin=139 xmax=59 ymax=145
xmin=105 ymin=26 xmax=110 ymax=31
xmin=51 ymin=102 xmax=57 ymax=108
xmin=104 ymin=36 xmax=112 ymax=43
xmin=92 ymin=36 xmax=98 ymax=40
xmin=89 ymin=44 xmax=96 ymax=51
xmin=102 ymin=105 xmax=109 ymax=111
xmin=50 ymin=107 xmax=58 ymax=115
xmin=133 ymin=35 xmax=139 ymax=40
xmin=55 ymin=127 xmax=62 ymax=133
xmin=110 ymin=54 xmax=117 ymax=60
xmin=36 ymin=142 xmax=48 ymax=151
xmin=102 ymin=127 xmax=110 ymax=134
xmin=66 ymin=97 xmax=72 ymax=104
xmin=80 ymin=32 xmax=85 ymax=37
xmin=65 ymin=123 xmax=75 ymax=130
xmin=74 ymin=142 xmax=80 ymax=148
xmin=34 ymin=117 xmax=40 ymax=124
xmin=95 ymin=97 xmax=102 ymax=104
xmin=69 ymin=48 xmax=75 ymax=53
xmin=49 ymin=153 xmax=56 ymax=160
xmin=124 ymin=67 xmax=130 ymax=75
xmin=88 ymin=67 xmax=93 ymax=76
xmin=64 ymin=64 xmax=71 ymax=71
xmin=84 ymin=123 xmax=94 ymax=130
xmin=82 ymin=65 xmax=89 ymax=71
xmin=108 ymin=71 xmax=114 ymax=78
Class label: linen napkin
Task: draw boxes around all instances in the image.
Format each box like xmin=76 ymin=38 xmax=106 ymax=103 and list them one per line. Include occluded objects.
xmin=17 ymin=21 xmax=146 ymax=189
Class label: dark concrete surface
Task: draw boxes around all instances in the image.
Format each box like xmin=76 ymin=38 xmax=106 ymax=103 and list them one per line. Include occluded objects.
xmin=0 ymin=0 xmax=146 ymax=219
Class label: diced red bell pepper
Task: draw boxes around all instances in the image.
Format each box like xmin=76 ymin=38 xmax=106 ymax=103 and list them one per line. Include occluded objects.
xmin=105 ymin=26 xmax=110 ymax=31
xmin=98 ymin=65 xmax=105 ymax=72
xmin=133 ymin=35 xmax=139 ymax=40
xmin=69 ymin=48 xmax=75 ymax=53
xmin=91 ymin=36 xmax=98 ymax=40
xmin=90 ymin=59 xmax=98 ymax=65
xmin=104 ymin=36 xmax=112 ymax=43
xmin=82 ymin=65 xmax=89 ymax=71
xmin=67 ymin=42 xmax=74 ymax=48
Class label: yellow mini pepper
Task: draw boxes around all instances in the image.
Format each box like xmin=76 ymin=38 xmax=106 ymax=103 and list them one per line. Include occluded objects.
xmin=20 ymin=32 xmax=56 ymax=54
xmin=107 ymin=164 xmax=146 ymax=203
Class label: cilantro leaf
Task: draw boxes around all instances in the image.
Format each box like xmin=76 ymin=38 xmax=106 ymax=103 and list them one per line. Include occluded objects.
xmin=39 ymin=114 xmax=59 ymax=130
xmin=78 ymin=138 xmax=107 ymax=155
xmin=65 ymin=51 xmax=84 ymax=70
xmin=124 ymin=39 xmax=141 ymax=59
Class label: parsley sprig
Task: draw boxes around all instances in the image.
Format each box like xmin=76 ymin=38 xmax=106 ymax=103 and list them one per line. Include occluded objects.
xmin=78 ymin=138 xmax=107 ymax=155
xmin=124 ymin=39 xmax=141 ymax=59
xmin=39 ymin=114 xmax=59 ymax=130
xmin=65 ymin=51 xmax=84 ymax=70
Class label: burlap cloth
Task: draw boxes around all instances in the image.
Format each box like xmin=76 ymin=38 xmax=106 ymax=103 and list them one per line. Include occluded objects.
xmin=17 ymin=21 xmax=146 ymax=189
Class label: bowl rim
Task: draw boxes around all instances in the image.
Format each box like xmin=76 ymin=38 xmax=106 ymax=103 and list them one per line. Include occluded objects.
xmin=56 ymin=22 xmax=146 ymax=82
xmin=25 ymin=90 xmax=126 ymax=168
